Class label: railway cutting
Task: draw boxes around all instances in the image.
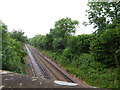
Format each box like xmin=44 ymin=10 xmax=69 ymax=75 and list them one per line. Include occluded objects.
xmin=25 ymin=44 xmax=94 ymax=88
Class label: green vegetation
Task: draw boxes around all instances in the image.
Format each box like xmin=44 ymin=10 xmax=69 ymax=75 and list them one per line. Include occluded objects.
xmin=41 ymin=51 xmax=118 ymax=88
xmin=10 ymin=30 xmax=28 ymax=43
xmin=29 ymin=1 xmax=120 ymax=88
xmin=0 ymin=21 xmax=27 ymax=74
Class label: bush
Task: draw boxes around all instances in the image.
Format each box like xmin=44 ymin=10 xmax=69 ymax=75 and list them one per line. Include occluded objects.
xmin=1 ymin=21 xmax=27 ymax=74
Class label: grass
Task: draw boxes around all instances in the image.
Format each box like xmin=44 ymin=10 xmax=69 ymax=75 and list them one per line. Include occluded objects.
xmin=40 ymin=50 xmax=119 ymax=88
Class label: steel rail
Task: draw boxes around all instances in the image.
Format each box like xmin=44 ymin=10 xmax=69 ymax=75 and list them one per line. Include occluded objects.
xmin=27 ymin=45 xmax=50 ymax=79
xmin=28 ymin=45 xmax=75 ymax=83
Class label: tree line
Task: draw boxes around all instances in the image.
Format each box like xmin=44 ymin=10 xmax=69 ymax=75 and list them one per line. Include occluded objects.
xmin=0 ymin=21 xmax=28 ymax=74
xmin=29 ymin=2 xmax=120 ymax=88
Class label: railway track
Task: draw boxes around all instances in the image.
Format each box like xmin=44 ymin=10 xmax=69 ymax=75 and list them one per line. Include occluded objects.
xmin=25 ymin=44 xmax=90 ymax=87
xmin=33 ymin=47 xmax=74 ymax=82
xmin=25 ymin=44 xmax=50 ymax=79
xmin=26 ymin=44 xmax=74 ymax=82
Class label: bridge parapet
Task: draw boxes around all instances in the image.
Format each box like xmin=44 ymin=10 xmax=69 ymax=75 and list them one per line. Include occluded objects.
xmin=0 ymin=70 xmax=87 ymax=88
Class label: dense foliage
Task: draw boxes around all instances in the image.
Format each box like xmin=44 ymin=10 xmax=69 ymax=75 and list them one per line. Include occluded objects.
xmin=29 ymin=17 xmax=79 ymax=52
xmin=86 ymin=1 xmax=120 ymax=69
xmin=29 ymin=2 xmax=120 ymax=88
xmin=86 ymin=2 xmax=120 ymax=30
xmin=1 ymin=21 xmax=27 ymax=74
xmin=90 ymin=25 xmax=120 ymax=67
xmin=10 ymin=30 xmax=28 ymax=43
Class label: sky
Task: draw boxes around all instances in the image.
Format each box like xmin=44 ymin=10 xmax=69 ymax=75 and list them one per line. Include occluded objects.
xmin=0 ymin=0 xmax=95 ymax=38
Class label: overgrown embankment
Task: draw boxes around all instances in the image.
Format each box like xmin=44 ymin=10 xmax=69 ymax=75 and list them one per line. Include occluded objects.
xmin=29 ymin=17 xmax=120 ymax=88
xmin=1 ymin=21 xmax=28 ymax=74
xmin=40 ymin=50 xmax=118 ymax=88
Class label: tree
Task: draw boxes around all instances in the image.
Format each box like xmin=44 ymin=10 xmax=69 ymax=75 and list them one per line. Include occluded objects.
xmin=49 ymin=17 xmax=79 ymax=52
xmin=67 ymin=34 xmax=92 ymax=55
xmin=54 ymin=17 xmax=79 ymax=36
xmin=1 ymin=21 xmax=27 ymax=73
xmin=10 ymin=30 xmax=28 ymax=43
xmin=90 ymin=24 xmax=120 ymax=67
xmin=86 ymin=1 xmax=120 ymax=68
xmin=86 ymin=2 xmax=120 ymax=31
xmin=29 ymin=34 xmax=46 ymax=50
xmin=45 ymin=34 xmax=53 ymax=50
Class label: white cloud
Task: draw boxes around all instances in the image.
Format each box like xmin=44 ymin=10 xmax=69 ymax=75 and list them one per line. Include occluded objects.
xmin=0 ymin=0 xmax=95 ymax=38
